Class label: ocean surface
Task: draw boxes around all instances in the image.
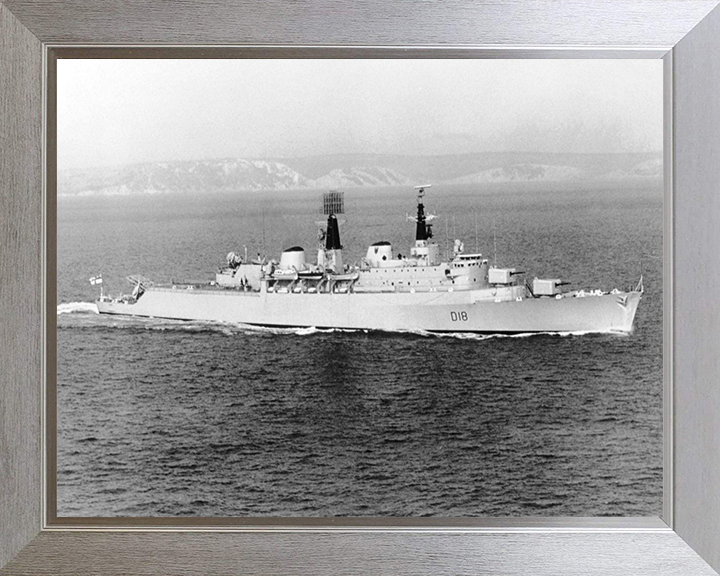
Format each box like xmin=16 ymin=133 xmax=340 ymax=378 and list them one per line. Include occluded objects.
xmin=56 ymin=181 xmax=663 ymax=517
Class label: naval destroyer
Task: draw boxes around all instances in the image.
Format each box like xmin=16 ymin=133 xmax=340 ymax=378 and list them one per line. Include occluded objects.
xmin=95 ymin=185 xmax=643 ymax=333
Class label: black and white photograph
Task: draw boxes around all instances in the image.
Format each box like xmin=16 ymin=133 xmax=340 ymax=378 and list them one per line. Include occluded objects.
xmin=56 ymin=58 xmax=663 ymax=518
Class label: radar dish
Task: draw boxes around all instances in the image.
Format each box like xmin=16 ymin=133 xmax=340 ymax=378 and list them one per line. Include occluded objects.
xmin=322 ymin=190 xmax=345 ymax=215
xmin=414 ymin=183 xmax=432 ymax=201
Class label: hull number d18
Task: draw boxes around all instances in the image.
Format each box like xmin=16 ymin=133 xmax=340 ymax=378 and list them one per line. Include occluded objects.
xmin=450 ymin=311 xmax=468 ymax=322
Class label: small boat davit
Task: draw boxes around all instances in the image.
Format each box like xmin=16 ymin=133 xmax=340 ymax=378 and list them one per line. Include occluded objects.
xmin=95 ymin=185 xmax=643 ymax=333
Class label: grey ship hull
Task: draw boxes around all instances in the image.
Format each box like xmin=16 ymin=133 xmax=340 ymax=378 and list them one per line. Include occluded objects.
xmin=96 ymin=286 xmax=642 ymax=333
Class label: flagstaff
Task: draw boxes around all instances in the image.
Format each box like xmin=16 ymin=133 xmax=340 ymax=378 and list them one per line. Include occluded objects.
xmin=89 ymin=274 xmax=104 ymax=300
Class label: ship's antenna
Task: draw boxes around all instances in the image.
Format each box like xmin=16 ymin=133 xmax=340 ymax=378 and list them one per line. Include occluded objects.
xmin=474 ymin=211 xmax=479 ymax=254
xmin=445 ymin=213 xmax=449 ymax=259
xmin=493 ymin=219 xmax=497 ymax=267
xmin=262 ymin=203 xmax=266 ymax=256
xmin=323 ymin=189 xmax=345 ymax=217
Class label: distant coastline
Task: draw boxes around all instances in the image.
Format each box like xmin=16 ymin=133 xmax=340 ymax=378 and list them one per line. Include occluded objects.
xmin=58 ymin=152 xmax=663 ymax=198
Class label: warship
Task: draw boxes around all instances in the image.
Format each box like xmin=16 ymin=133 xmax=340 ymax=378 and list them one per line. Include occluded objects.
xmin=95 ymin=185 xmax=643 ymax=333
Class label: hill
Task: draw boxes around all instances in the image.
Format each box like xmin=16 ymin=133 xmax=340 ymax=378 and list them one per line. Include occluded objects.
xmin=58 ymin=152 xmax=663 ymax=197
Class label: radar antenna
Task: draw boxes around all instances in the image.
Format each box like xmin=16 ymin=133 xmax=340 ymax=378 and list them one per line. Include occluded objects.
xmin=322 ymin=190 xmax=345 ymax=216
xmin=414 ymin=184 xmax=432 ymax=201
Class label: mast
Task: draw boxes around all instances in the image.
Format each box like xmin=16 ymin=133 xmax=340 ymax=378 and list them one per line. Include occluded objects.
xmin=322 ymin=190 xmax=344 ymax=249
xmin=408 ymin=185 xmax=440 ymax=265
xmin=320 ymin=190 xmax=345 ymax=272
xmin=325 ymin=216 xmax=342 ymax=250
xmin=414 ymin=184 xmax=433 ymax=241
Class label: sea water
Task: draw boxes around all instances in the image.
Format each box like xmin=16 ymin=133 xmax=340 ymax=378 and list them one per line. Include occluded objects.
xmin=56 ymin=181 xmax=663 ymax=516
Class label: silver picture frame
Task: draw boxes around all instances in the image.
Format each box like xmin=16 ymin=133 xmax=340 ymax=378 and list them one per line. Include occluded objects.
xmin=2 ymin=1 xmax=720 ymax=574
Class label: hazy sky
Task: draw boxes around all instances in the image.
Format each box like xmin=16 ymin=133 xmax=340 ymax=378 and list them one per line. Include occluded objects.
xmin=58 ymin=59 xmax=663 ymax=169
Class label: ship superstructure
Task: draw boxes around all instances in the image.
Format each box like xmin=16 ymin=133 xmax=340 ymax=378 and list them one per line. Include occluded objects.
xmin=96 ymin=186 xmax=643 ymax=333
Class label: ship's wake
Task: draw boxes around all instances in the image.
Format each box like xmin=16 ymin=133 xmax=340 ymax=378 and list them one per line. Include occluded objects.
xmin=398 ymin=328 xmax=625 ymax=341
xmin=57 ymin=301 xmax=99 ymax=315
